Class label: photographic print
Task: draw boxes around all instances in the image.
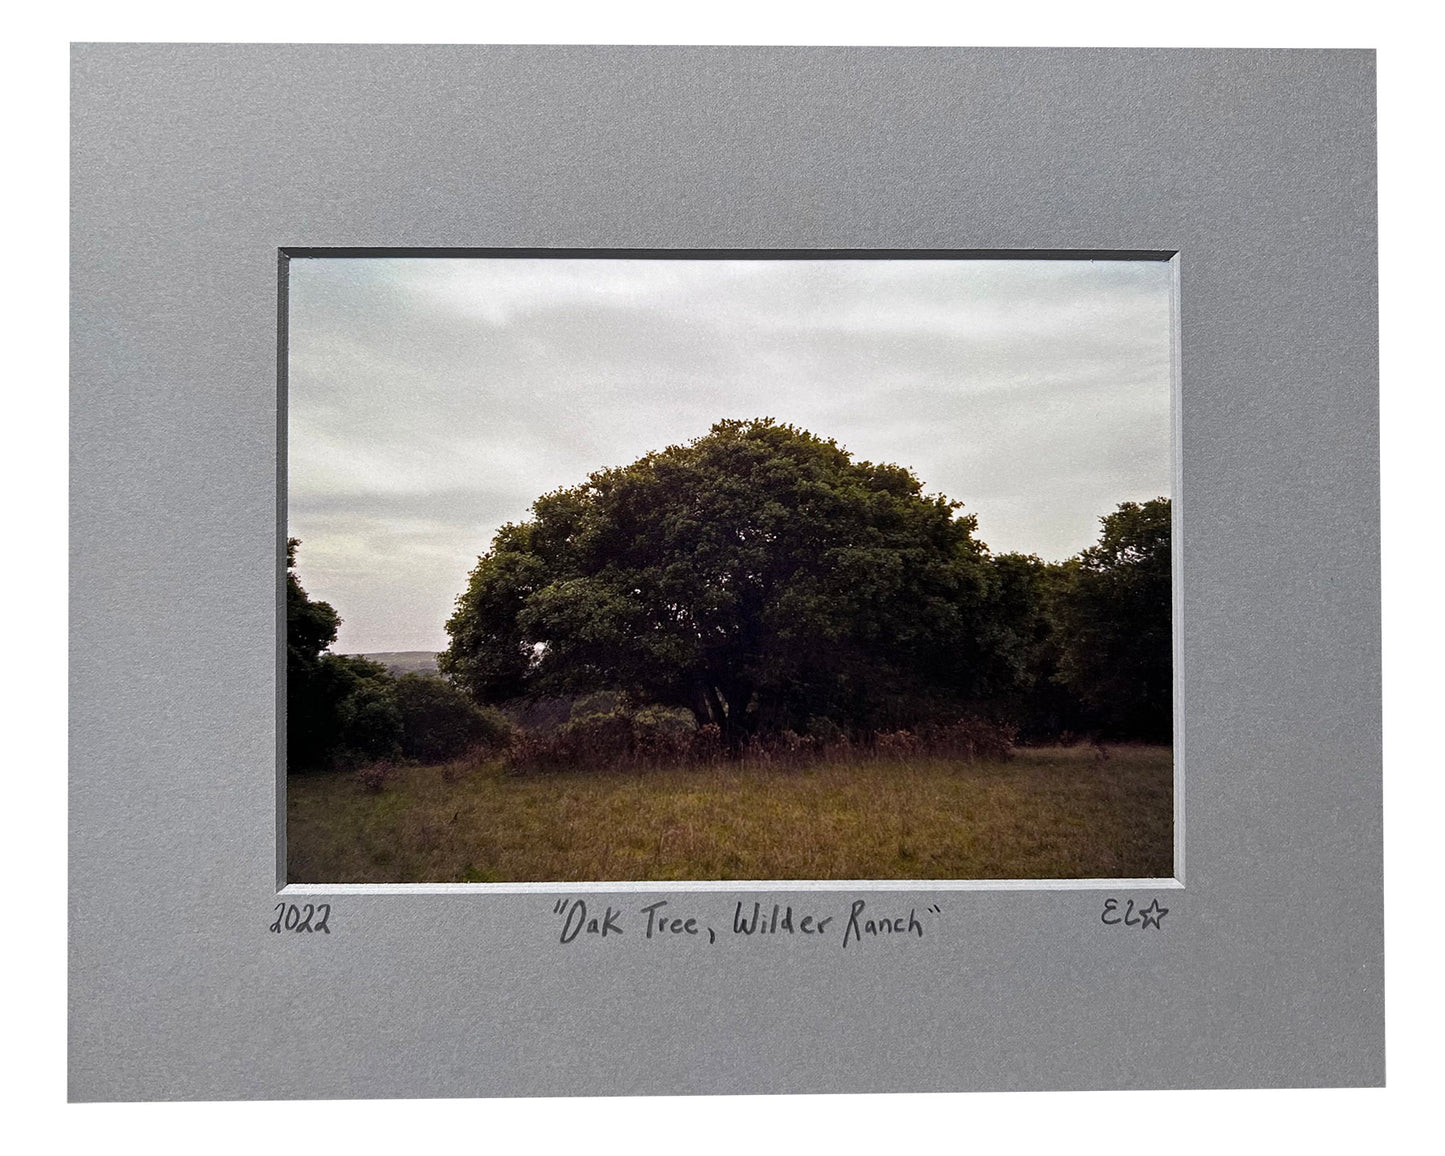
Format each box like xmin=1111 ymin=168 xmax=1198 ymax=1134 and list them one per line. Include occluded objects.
xmin=284 ymin=254 xmax=1175 ymax=883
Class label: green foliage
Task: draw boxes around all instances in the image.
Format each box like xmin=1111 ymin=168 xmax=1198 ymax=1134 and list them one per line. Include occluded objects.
xmin=287 ymin=542 xmax=401 ymax=769
xmin=295 ymin=652 xmax=403 ymax=768
xmin=286 ymin=537 xmax=341 ymax=663
xmin=502 ymin=705 xmax=1015 ymax=775
xmin=442 ymin=419 xmax=1001 ymax=739
xmin=330 ymin=655 xmax=404 ymax=761
xmin=972 ymin=552 xmax=1089 ymax=739
xmin=294 ymin=440 xmax=1173 ymax=766
xmin=286 ymin=538 xmax=346 ymax=770
xmin=391 ymin=674 xmax=513 ymax=763
xmin=288 ymin=540 xmax=516 ymax=770
xmin=507 ymin=708 xmax=716 ymax=773
xmin=1051 ymin=498 xmax=1173 ymax=740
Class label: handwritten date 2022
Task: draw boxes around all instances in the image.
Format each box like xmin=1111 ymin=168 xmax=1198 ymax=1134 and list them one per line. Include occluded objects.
xmin=269 ymin=902 xmax=331 ymax=934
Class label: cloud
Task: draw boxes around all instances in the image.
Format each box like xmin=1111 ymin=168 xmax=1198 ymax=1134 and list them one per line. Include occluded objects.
xmin=287 ymin=257 xmax=1173 ymax=653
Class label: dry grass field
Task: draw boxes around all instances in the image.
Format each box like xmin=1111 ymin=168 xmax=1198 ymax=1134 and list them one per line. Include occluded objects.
xmin=287 ymin=744 xmax=1172 ymax=883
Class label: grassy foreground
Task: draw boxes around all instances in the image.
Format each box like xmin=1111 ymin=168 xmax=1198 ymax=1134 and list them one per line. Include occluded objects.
xmin=287 ymin=745 xmax=1172 ymax=883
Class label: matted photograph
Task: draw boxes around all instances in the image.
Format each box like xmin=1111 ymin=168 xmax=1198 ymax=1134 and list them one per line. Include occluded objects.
xmin=70 ymin=43 xmax=1384 ymax=1106
xmin=284 ymin=253 xmax=1176 ymax=883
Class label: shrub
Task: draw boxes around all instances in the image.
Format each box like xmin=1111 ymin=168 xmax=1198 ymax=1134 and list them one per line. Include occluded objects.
xmin=508 ymin=711 xmax=642 ymax=773
xmin=392 ymin=674 xmax=513 ymax=762
xmin=915 ymin=717 xmax=1017 ymax=762
xmin=875 ymin=729 xmax=919 ymax=756
xmin=501 ymin=708 xmax=1013 ymax=774
xmin=506 ymin=708 xmax=707 ymax=773
xmin=806 ymin=716 xmax=844 ymax=744
xmin=865 ymin=718 xmax=1014 ymax=763
xmin=288 ymin=651 xmax=402 ymax=770
xmin=689 ymin=723 xmax=726 ymax=764
xmin=569 ymin=690 xmax=625 ymax=720
xmin=335 ymin=673 xmax=404 ymax=762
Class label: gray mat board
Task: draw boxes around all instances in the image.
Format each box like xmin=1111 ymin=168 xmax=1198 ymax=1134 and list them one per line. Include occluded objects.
xmin=70 ymin=45 xmax=1380 ymax=1100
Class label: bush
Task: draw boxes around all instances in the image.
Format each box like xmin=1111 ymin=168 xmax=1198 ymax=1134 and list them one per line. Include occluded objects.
xmin=295 ymin=654 xmax=402 ymax=768
xmin=336 ymin=677 xmax=404 ymax=762
xmin=391 ymin=674 xmax=513 ymax=762
xmin=506 ymin=708 xmax=707 ymax=773
xmin=502 ymin=706 xmax=1014 ymax=774
xmin=912 ymin=717 xmax=1017 ymax=762
xmin=689 ymin=723 xmax=726 ymax=764
xmin=875 ymin=729 xmax=920 ymax=757
xmin=508 ymin=711 xmax=653 ymax=773
xmin=806 ymin=716 xmax=844 ymax=744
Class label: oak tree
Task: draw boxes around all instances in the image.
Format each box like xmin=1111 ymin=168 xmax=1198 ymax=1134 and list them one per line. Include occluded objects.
xmin=441 ymin=419 xmax=1003 ymax=739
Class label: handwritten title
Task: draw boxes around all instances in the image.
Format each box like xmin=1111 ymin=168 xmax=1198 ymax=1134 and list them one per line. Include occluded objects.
xmin=551 ymin=897 xmax=943 ymax=949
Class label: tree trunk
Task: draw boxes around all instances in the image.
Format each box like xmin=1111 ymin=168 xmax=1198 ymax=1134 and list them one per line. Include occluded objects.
xmin=688 ymin=675 xmax=717 ymax=729
xmin=703 ymin=680 xmax=729 ymax=730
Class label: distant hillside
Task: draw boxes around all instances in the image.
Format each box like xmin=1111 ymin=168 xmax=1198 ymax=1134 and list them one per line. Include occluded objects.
xmin=354 ymin=651 xmax=440 ymax=676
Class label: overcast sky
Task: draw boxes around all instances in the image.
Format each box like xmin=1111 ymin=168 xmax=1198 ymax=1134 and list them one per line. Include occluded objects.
xmin=287 ymin=257 xmax=1173 ymax=654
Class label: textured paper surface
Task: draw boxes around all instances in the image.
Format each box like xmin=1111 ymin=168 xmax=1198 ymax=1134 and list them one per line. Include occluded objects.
xmin=70 ymin=45 xmax=1380 ymax=1100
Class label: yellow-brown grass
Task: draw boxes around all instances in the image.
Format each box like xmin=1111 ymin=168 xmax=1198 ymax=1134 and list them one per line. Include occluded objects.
xmin=286 ymin=745 xmax=1172 ymax=883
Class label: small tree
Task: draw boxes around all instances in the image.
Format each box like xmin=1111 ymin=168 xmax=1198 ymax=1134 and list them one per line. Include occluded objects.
xmin=286 ymin=538 xmax=343 ymax=769
xmin=327 ymin=654 xmax=403 ymax=762
xmin=1052 ymin=498 xmax=1172 ymax=741
xmin=286 ymin=540 xmax=403 ymax=768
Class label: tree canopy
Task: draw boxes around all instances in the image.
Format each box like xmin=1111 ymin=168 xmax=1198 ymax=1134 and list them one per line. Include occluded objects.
xmin=287 ymin=539 xmax=509 ymax=770
xmin=1051 ymin=498 xmax=1172 ymax=740
xmin=441 ymin=419 xmax=1005 ymax=738
xmin=292 ymin=429 xmax=1172 ymax=765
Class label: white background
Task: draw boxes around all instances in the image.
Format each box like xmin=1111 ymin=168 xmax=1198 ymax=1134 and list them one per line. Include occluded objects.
xmin=9 ymin=5 xmax=1437 ymax=1153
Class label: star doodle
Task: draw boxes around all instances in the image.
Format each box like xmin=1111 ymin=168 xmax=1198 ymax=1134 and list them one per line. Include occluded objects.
xmin=1137 ymin=899 xmax=1168 ymax=930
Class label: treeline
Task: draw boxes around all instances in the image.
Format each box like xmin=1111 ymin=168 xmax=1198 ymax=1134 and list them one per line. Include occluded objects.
xmin=977 ymin=496 xmax=1172 ymax=743
xmin=286 ymin=539 xmax=512 ymax=771
xmin=440 ymin=419 xmax=1171 ymax=749
xmin=289 ymin=419 xmax=1171 ymax=772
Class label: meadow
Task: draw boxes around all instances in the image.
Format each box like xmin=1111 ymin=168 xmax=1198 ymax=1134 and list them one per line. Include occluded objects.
xmin=286 ymin=744 xmax=1173 ymax=883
